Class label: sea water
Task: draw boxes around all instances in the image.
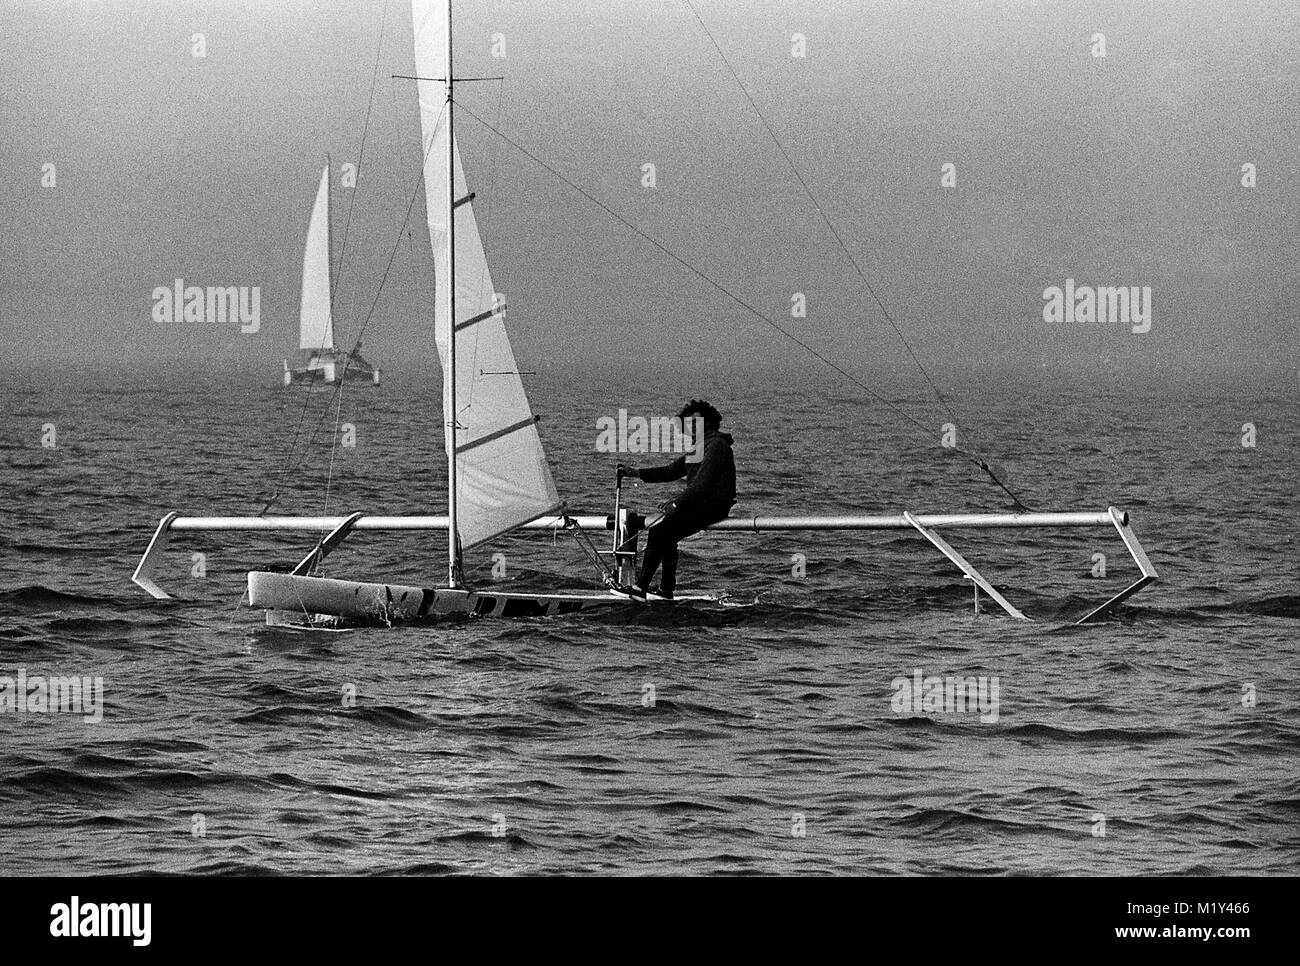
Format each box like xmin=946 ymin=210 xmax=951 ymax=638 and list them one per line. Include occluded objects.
xmin=1 ymin=365 xmax=1296 ymax=874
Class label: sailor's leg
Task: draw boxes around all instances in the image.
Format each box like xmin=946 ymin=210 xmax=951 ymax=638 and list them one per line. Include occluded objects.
xmin=637 ymin=505 xmax=724 ymax=591
xmin=660 ymin=543 xmax=679 ymax=594
xmin=636 ymin=527 xmax=668 ymax=589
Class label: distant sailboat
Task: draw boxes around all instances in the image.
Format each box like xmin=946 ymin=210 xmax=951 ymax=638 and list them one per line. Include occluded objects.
xmin=283 ymin=162 xmax=380 ymax=387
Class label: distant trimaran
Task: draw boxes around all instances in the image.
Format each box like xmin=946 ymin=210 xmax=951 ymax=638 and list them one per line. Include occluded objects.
xmin=283 ymin=161 xmax=381 ymax=387
xmin=132 ymin=0 xmax=1158 ymax=627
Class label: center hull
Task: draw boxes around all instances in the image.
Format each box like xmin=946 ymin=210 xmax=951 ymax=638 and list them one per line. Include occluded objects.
xmin=283 ymin=350 xmax=381 ymax=387
xmin=247 ymin=571 xmax=708 ymax=628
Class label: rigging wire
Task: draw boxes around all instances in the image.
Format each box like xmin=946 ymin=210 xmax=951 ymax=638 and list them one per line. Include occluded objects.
xmin=322 ymin=373 xmax=346 ymax=518
xmin=454 ymin=100 xmax=1028 ymax=509
xmin=332 ymin=0 xmax=392 ymax=311
xmin=264 ymin=1 xmax=1028 ymax=517
xmin=258 ymin=100 xmax=451 ymax=518
xmin=682 ymin=0 xmax=1028 ymax=510
xmin=322 ymin=0 xmax=394 ymax=520
xmin=390 ymin=58 xmax=428 ymax=314
xmin=261 ymin=0 xmax=393 ymax=517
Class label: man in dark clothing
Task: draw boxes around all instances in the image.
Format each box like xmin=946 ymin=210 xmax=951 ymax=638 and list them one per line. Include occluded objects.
xmin=617 ymin=400 xmax=735 ymax=599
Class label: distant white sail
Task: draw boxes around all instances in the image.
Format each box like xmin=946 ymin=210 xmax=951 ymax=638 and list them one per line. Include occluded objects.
xmin=413 ymin=0 xmax=561 ymax=550
xmin=299 ymin=165 xmax=335 ymax=352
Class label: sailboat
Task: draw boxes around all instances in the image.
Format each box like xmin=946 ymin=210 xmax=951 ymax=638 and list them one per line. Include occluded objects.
xmin=131 ymin=0 xmax=1158 ymax=627
xmin=283 ymin=162 xmax=381 ymax=387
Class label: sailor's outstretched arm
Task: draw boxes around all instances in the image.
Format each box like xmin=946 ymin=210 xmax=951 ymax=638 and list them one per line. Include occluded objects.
xmin=619 ymin=456 xmax=687 ymax=483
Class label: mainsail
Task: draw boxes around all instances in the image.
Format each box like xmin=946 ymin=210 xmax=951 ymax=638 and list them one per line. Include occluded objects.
xmin=413 ymin=0 xmax=561 ymax=551
xmin=299 ymin=165 xmax=335 ymax=352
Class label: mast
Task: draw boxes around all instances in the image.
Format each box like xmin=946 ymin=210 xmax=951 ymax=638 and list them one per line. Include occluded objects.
xmin=443 ymin=0 xmax=462 ymax=587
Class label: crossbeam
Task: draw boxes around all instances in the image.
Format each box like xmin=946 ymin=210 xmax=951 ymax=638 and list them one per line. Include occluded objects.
xmin=131 ymin=507 xmax=1157 ymax=621
xmin=710 ymin=511 xmax=1117 ymax=531
xmin=148 ymin=510 xmax=1118 ymax=534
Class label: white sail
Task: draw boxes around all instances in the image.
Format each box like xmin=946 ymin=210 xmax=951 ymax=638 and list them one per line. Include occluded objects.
xmin=413 ymin=1 xmax=561 ymax=551
xmin=299 ymin=165 xmax=335 ymax=352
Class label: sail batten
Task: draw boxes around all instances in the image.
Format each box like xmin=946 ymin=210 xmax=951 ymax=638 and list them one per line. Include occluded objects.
xmin=455 ymin=304 xmax=504 ymax=332
xmin=298 ymin=166 xmax=335 ymax=352
xmin=456 ymin=416 xmax=541 ymax=455
xmin=413 ymin=0 xmax=561 ymax=552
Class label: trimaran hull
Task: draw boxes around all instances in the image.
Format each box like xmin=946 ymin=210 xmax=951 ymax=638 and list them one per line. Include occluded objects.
xmin=132 ymin=508 xmax=1159 ymax=626
xmin=129 ymin=4 xmax=1164 ymax=628
xmin=283 ymin=350 xmax=381 ymax=387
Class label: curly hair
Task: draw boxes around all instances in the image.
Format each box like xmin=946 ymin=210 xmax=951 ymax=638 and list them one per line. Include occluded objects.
xmin=677 ymin=399 xmax=722 ymax=430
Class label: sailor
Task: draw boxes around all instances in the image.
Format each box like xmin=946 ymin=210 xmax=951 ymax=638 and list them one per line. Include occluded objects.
xmin=617 ymin=399 xmax=735 ymax=599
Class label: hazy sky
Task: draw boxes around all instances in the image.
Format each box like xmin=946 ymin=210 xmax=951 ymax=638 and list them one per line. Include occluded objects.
xmin=2 ymin=0 xmax=1298 ymax=381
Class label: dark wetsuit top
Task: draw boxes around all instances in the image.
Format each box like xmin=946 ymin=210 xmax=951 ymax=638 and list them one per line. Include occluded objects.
xmin=638 ymin=430 xmax=736 ymax=518
xmin=634 ymin=430 xmax=736 ymax=592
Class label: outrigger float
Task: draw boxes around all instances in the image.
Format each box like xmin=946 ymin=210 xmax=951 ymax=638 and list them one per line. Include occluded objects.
xmin=131 ymin=0 xmax=1158 ymax=628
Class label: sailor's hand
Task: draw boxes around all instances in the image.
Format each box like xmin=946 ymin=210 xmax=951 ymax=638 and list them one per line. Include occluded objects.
xmin=617 ymin=463 xmax=639 ymax=480
xmin=658 ymin=500 xmax=677 ymax=513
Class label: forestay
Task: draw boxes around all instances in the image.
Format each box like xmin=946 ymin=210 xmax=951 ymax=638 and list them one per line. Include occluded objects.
xmin=413 ymin=0 xmax=561 ymax=550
